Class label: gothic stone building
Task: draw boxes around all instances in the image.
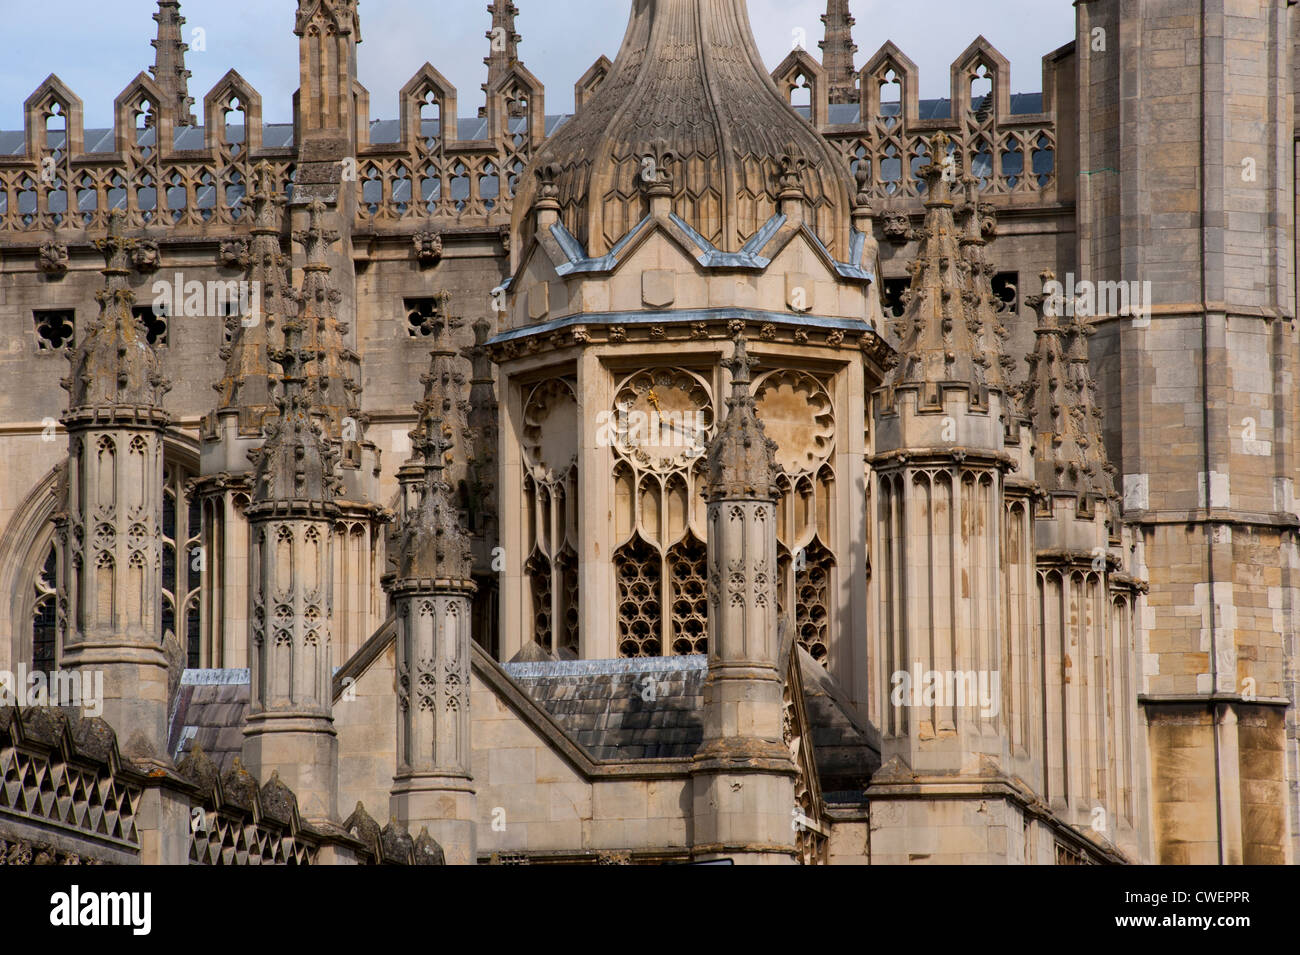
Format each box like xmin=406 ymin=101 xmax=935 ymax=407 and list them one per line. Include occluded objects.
xmin=0 ymin=0 xmax=1293 ymax=866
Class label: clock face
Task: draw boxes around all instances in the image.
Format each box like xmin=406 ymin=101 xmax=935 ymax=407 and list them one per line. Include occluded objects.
xmin=612 ymin=369 xmax=714 ymax=473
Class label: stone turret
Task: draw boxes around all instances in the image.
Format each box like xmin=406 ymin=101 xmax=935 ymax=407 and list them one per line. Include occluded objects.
xmin=241 ymin=306 xmax=344 ymax=824
xmin=819 ymin=0 xmax=858 ymax=106
xmin=868 ymin=133 xmax=1039 ymax=863
xmin=150 ymin=0 xmax=195 ymax=126
xmin=59 ymin=210 xmax=173 ymax=764
xmin=293 ymin=0 xmax=360 ymax=152
xmin=1025 ymin=271 xmax=1143 ymax=860
xmin=691 ymin=329 xmax=796 ymax=865
xmin=387 ymin=403 xmax=477 ymax=863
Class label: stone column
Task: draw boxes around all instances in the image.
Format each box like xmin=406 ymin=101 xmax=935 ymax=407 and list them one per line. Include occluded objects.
xmin=387 ymin=428 xmax=477 ymax=865
xmin=867 ymin=138 xmax=1024 ymax=862
xmin=691 ymin=331 xmax=796 ymax=865
xmin=59 ymin=210 xmax=173 ymax=764
xmin=241 ymin=314 xmax=343 ymax=824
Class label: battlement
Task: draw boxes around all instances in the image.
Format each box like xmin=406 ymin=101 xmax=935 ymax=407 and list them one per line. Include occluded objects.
xmin=0 ymin=26 xmax=1066 ymax=245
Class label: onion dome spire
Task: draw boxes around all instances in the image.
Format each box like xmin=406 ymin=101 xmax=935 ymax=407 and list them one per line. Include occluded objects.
xmin=514 ymin=0 xmax=855 ymax=260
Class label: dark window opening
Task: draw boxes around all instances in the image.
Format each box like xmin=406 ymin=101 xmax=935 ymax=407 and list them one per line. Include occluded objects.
xmin=133 ymin=304 xmax=169 ymax=345
xmin=992 ymin=272 xmax=1020 ymax=315
xmin=34 ymin=309 xmax=75 ymax=351
xmin=404 ymin=297 xmax=447 ymax=338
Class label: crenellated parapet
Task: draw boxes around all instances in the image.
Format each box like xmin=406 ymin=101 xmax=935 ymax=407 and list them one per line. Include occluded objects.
xmin=772 ymin=36 xmax=1063 ymax=212
xmin=0 ymin=10 xmax=1059 ymax=249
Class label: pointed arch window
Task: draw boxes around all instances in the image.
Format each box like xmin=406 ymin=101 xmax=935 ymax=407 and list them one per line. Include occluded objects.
xmin=609 ymin=368 xmax=715 ymax=658
xmin=32 ymin=544 xmax=57 ymax=673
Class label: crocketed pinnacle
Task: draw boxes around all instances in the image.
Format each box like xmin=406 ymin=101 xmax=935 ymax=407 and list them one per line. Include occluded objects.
xmin=62 ymin=210 xmax=172 ymax=417
xmin=464 ymin=316 xmax=499 ymax=529
xmin=150 ymin=1 xmax=195 ymax=125
xmin=293 ymin=198 xmax=364 ymax=441
xmin=1024 ymin=271 xmax=1118 ymax=506
xmin=248 ymin=316 xmax=342 ymax=515
xmin=402 ymin=296 xmax=468 ymax=478
xmin=215 ymin=162 xmax=293 ymax=425
xmin=480 ymin=0 xmax=522 ymax=117
xmin=705 ymin=331 xmax=779 ymax=502
xmin=890 ymin=132 xmax=998 ymax=397
xmin=956 ymin=174 xmax=1013 ymax=395
xmin=1064 ymin=305 xmax=1119 ymax=503
xmin=820 ymin=0 xmax=858 ymax=105
xmin=396 ymin=428 xmax=475 ymax=585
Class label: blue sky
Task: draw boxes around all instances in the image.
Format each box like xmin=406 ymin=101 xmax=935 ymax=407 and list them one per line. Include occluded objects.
xmin=0 ymin=0 xmax=1076 ymax=129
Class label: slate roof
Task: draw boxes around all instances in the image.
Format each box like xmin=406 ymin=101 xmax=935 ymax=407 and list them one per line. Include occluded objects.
xmin=167 ymin=649 xmax=880 ymax=796
xmin=503 ymin=655 xmax=707 ymax=760
xmin=793 ymin=647 xmax=880 ymax=800
xmin=167 ymin=668 xmax=250 ymax=773
xmin=0 ymin=94 xmax=1046 ymax=158
xmin=504 ymin=650 xmax=880 ymax=797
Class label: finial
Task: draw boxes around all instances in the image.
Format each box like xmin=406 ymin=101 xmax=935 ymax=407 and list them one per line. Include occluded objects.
xmin=150 ymin=0 xmax=196 ymax=125
xmin=705 ymin=325 xmax=779 ymax=502
xmin=724 ymin=326 xmax=757 ymax=390
xmin=640 ymin=141 xmax=677 ymax=198
xmin=919 ymin=131 xmax=956 ymax=204
xmin=819 ymin=0 xmax=859 ymax=106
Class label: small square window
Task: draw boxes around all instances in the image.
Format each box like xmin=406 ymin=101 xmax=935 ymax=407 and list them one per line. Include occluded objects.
xmin=993 ymin=272 xmax=1020 ymax=314
xmin=133 ymin=304 xmax=169 ymax=346
xmin=34 ymin=309 xmax=75 ymax=351
xmin=404 ymin=296 xmax=445 ymax=338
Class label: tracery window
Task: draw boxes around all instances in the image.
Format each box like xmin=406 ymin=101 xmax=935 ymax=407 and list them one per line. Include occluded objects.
xmin=161 ymin=463 xmax=201 ymax=667
xmin=752 ymin=369 xmax=838 ymax=664
xmin=34 ymin=309 xmax=75 ymax=351
xmin=32 ymin=545 xmax=57 ymax=673
xmin=609 ymin=368 xmax=714 ymax=658
xmin=522 ymin=379 xmax=580 ymax=657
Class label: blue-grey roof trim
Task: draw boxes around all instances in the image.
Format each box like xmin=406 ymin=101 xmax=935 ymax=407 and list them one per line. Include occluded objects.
xmin=549 ymin=215 xmax=653 ymax=275
xmin=488 ymin=307 xmax=877 ymax=345
xmin=668 ymin=212 xmax=772 ymax=269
